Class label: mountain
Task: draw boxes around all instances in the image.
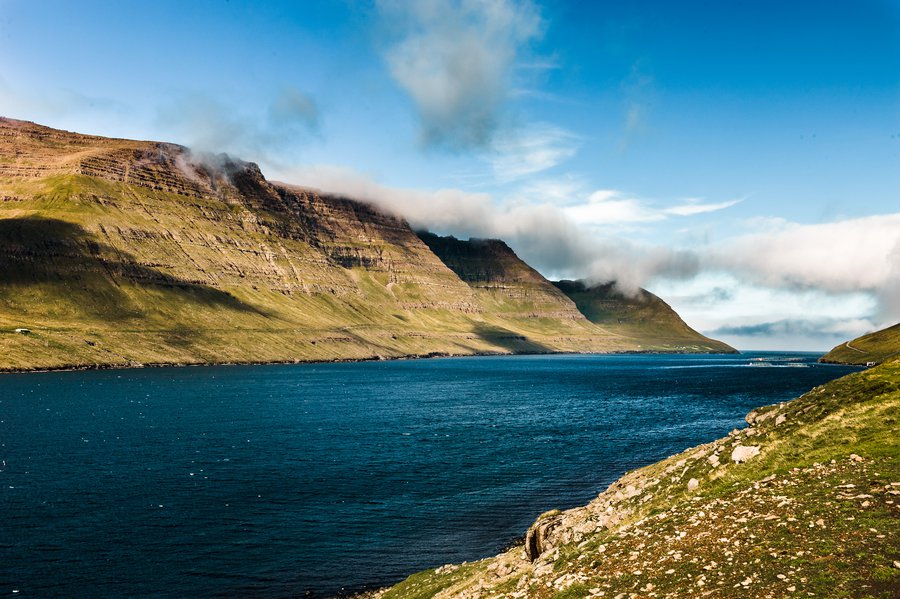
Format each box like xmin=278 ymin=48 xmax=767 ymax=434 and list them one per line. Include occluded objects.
xmin=0 ymin=118 xmax=734 ymax=371
xmin=553 ymin=279 xmax=736 ymax=353
xmin=375 ymin=356 xmax=900 ymax=598
xmin=820 ymin=322 xmax=900 ymax=365
xmin=417 ymin=232 xmax=593 ymax=321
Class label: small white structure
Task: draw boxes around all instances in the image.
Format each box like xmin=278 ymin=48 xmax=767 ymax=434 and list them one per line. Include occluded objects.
xmin=14 ymin=328 xmax=31 ymax=334
xmin=731 ymin=445 xmax=760 ymax=464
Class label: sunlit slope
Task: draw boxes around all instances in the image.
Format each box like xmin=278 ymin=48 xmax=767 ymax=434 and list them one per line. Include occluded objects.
xmin=820 ymin=322 xmax=900 ymax=365
xmin=380 ymin=358 xmax=899 ymax=599
xmin=0 ymin=118 xmax=734 ymax=371
xmin=553 ymin=279 xmax=736 ymax=353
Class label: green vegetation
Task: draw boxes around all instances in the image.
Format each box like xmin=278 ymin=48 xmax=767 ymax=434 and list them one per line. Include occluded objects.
xmin=553 ymin=279 xmax=736 ymax=353
xmin=820 ymin=322 xmax=900 ymax=365
xmin=0 ymin=118 xmax=733 ymax=372
xmin=379 ymin=359 xmax=900 ymax=598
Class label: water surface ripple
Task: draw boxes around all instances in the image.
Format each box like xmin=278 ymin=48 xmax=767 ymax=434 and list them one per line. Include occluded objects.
xmin=0 ymin=353 xmax=859 ymax=596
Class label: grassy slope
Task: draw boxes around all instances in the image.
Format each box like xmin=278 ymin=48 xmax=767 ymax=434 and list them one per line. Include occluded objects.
xmin=380 ymin=359 xmax=900 ymax=599
xmin=0 ymin=175 xmax=555 ymax=370
xmin=0 ymin=118 xmax=735 ymax=371
xmin=553 ymin=280 xmax=736 ymax=353
xmin=820 ymin=323 xmax=900 ymax=366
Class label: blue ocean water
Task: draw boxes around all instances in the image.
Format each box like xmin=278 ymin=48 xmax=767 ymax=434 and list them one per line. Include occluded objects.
xmin=0 ymin=353 xmax=859 ymax=597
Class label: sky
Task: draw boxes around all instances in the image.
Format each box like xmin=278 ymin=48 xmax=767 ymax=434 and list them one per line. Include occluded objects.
xmin=1 ymin=0 xmax=898 ymax=350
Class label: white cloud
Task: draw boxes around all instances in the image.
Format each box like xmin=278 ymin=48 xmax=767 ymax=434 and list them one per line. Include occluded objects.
xmin=489 ymin=123 xmax=580 ymax=181
xmin=281 ymin=164 xmax=699 ymax=291
xmin=564 ymin=190 xmax=664 ymax=225
xmin=712 ymin=213 xmax=900 ymax=295
xmin=563 ymin=190 xmax=741 ymax=226
xmin=377 ymin=0 xmax=542 ymax=148
xmin=665 ymin=198 xmax=743 ymax=216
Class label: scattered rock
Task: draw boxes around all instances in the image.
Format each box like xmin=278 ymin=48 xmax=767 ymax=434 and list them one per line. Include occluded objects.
xmin=687 ymin=478 xmax=700 ymax=492
xmin=849 ymin=453 xmax=864 ymax=462
xmin=775 ymin=414 xmax=786 ymax=426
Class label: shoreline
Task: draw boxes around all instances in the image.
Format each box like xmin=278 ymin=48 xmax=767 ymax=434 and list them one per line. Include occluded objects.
xmin=0 ymin=347 xmax=742 ymax=376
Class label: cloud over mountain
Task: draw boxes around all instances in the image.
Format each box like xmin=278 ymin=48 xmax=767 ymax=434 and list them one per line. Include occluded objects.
xmin=377 ymin=0 xmax=542 ymax=148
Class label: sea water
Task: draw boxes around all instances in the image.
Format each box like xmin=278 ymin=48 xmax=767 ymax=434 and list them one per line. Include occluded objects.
xmin=0 ymin=353 xmax=860 ymax=596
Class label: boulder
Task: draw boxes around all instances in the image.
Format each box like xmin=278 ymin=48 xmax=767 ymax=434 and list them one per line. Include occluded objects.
xmin=525 ymin=511 xmax=563 ymax=561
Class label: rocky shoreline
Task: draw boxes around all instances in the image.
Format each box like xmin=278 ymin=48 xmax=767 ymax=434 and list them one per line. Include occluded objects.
xmin=369 ymin=358 xmax=899 ymax=598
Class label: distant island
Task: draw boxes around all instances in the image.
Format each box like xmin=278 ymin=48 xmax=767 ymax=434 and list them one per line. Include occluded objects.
xmin=0 ymin=118 xmax=733 ymax=373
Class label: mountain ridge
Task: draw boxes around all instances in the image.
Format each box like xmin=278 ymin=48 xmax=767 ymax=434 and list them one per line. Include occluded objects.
xmin=0 ymin=117 xmax=734 ymax=372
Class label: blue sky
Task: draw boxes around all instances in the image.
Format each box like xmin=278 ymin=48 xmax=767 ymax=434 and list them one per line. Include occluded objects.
xmin=1 ymin=0 xmax=898 ymax=350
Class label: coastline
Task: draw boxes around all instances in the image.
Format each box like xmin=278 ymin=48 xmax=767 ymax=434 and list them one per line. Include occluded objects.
xmin=369 ymin=358 xmax=897 ymax=598
xmin=0 ymin=347 xmax=740 ymax=376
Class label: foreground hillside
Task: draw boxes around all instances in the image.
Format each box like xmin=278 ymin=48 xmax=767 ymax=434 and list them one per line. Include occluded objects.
xmin=0 ymin=118 xmax=732 ymax=371
xmin=821 ymin=323 xmax=900 ymax=366
xmin=376 ymin=359 xmax=899 ymax=598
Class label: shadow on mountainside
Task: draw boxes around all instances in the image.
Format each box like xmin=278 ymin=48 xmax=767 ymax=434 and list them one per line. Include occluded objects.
xmin=0 ymin=216 xmax=267 ymax=321
xmin=472 ymin=323 xmax=554 ymax=355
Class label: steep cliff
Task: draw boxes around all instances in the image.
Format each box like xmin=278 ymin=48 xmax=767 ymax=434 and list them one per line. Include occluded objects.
xmin=553 ymin=279 xmax=736 ymax=353
xmin=417 ymin=232 xmax=585 ymax=321
xmin=0 ymin=118 xmax=732 ymax=371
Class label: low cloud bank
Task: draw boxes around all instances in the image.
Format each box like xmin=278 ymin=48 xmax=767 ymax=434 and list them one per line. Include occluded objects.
xmin=709 ymin=317 xmax=877 ymax=340
xmin=283 ymin=165 xmax=900 ymax=328
xmin=711 ymin=215 xmax=900 ymax=324
xmin=283 ymin=164 xmax=701 ymax=292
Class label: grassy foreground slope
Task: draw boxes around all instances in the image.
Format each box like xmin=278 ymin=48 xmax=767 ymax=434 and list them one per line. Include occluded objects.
xmin=0 ymin=118 xmax=734 ymax=371
xmin=378 ymin=359 xmax=899 ymax=599
xmin=821 ymin=323 xmax=900 ymax=366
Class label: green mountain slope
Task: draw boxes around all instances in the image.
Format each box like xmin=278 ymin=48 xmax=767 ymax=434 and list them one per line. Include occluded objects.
xmin=0 ymin=118 xmax=733 ymax=371
xmin=820 ymin=322 xmax=900 ymax=365
xmin=377 ymin=358 xmax=900 ymax=599
xmin=553 ymin=279 xmax=736 ymax=353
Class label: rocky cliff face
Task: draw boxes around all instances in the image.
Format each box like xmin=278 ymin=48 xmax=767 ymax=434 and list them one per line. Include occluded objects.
xmin=417 ymin=232 xmax=585 ymax=320
xmin=0 ymin=118 xmax=733 ymax=371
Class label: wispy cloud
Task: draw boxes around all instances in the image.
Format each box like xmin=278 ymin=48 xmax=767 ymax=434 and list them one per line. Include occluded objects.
xmin=563 ymin=190 xmax=741 ymax=226
xmin=618 ymin=64 xmax=655 ymax=153
xmin=489 ymin=123 xmax=580 ymax=181
xmin=665 ymin=198 xmax=743 ymax=216
xmin=0 ymin=76 xmax=127 ymax=127
xmin=155 ymin=86 xmax=319 ymax=167
xmin=377 ymin=0 xmax=542 ymax=149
